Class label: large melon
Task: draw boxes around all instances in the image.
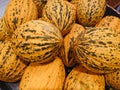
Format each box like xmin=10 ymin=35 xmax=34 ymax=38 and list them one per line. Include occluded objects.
xmin=73 ymin=27 xmax=120 ymax=73
xmin=11 ymin=20 xmax=63 ymax=63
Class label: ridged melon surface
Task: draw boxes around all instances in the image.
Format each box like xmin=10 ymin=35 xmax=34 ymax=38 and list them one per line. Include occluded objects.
xmin=42 ymin=0 xmax=76 ymax=36
xmin=3 ymin=0 xmax=38 ymax=36
xmin=0 ymin=40 xmax=28 ymax=82
xmin=11 ymin=20 xmax=63 ymax=63
xmin=73 ymin=27 xmax=120 ymax=73
xmin=71 ymin=0 xmax=106 ymax=26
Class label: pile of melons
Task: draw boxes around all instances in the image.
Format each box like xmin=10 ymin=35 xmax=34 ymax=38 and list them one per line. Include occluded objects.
xmin=0 ymin=0 xmax=120 ymax=90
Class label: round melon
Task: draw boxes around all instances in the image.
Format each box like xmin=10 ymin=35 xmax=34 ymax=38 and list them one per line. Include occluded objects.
xmin=11 ymin=20 xmax=63 ymax=63
xmin=71 ymin=0 xmax=106 ymax=26
xmin=73 ymin=27 xmax=120 ymax=73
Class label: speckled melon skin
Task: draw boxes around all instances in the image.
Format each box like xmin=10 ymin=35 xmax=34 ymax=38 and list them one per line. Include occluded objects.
xmin=32 ymin=0 xmax=47 ymax=17
xmin=0 ymin=18 xmax=7 ymax=40
xmin=42 ymin=0 xmax=76 ymax=36
xmin=59 ymin=24 xmax=85 ymax=67
xmin=64 ymin=65 xmax=105 ymax=90
xmin=105 ymin=70 xmax=120 ymax=90
xmin=32 ymin=0 xmax=68 ymax=18
xmin=11 ymin=20 xmax=63 ymax=63
xmin=96 ymin=16 xmax=120 ymax=32
xmin=19 ymin=57 xmax=65 ymax=90
xmin=71 ymin=0 xmax=106 ymax=26
xmin=0 ymin=40 xmax=28 ymax=82
xmin=3 ymin=0 xmax=38 ymax=36
xmin=73 ymin=27 xmax=120 ymax=74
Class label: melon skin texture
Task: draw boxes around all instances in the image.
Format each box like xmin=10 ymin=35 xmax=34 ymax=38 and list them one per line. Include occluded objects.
xmin=0 ymin=18 xmax=8 ymax=40
xmin=73 ymin=27 xmax=120 ymax=74
xmin=42 ymin=0 xmax=76 ymax=36
xmin=32 ymin=0 xmax=47 ymax=18
xmin=0 ymin=40 xmax=28 ymax=82
xmin=11 ymin=20 xmax=63 ymax=63
xmin=3 ymin=0 xmax=38 ymax=36
xmin=19 ymin=57 xmax=65 ymax=90
xmin=105 ymin=71 xmax=120 ymax=90
xmin=64 ymin=65 xmax=105 ymax=90
xmin=71 ymin=0 xmax=106 ymax=26
xmin=96 ymin=16 xmax=120 ymax=32
xmin=59 ymin=23 xmax=85 ymax=67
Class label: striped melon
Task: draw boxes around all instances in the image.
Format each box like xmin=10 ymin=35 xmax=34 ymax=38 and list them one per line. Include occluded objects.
xmin=42 ymin=0 xmax=76 ymax=36
xmin=105 ymin=70 xmax=120 ymax=89
xmin=0 ymin=18 xmax=7 ymax=40
xmin=19 ymin=57 xmax=65 ymax=90
xmin=33 ymin=0 xmax=68 ymax=18
xmin=96 ymin=16 xmax=120 ymax=32
xmin=3 ymin=0 xmax=38 ymax=36
xmin=64 ymin=65 xmax=105 ymax=90
xmin=73 ymin=27 xmax=120 ymax=73
xmin=59 ymin=24 xmax=85 ymax=67
xmin=71 ymin=0 xmax=106 ymax=26
xmin=11 ymin=20 xmax=63 ymax=63
xmin=0 ymin=40 xmax=28 ymax=82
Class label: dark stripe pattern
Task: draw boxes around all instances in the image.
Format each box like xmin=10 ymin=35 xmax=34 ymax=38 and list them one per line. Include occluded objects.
xmin=0 ymin=18 xmax=7 ymax=40
xmin=42 ymin=0 xmax=76 ymax=36
xmin=0 ymin=40 xmax=28 ymax=82
xmin=3 ymin=0 xmax=38 ymax=36
xmin=73 ymin=27 xmax=120 ymax=73
xmin=11 ymin=20 xmax=63 ymax=63
xmin=71 ymin=0 xmax=106 ymax=26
